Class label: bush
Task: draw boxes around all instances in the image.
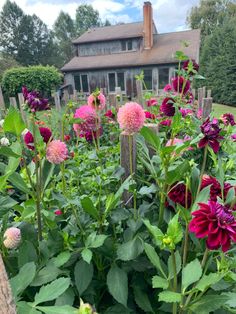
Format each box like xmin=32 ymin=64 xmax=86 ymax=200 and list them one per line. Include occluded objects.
xmin=1 ymin=65 xmax=62 ymax=96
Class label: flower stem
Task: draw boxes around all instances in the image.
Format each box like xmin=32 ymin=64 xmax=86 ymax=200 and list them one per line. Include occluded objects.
xmin=182 ymin=223 xmax=189 ymax=267
xmin=196 ymin=145 xmax=208 ymax=196
xmin=171 ymin=250 xmax=178 ymax=314
xmin=201 ymin=248 xmax=209 ymax=268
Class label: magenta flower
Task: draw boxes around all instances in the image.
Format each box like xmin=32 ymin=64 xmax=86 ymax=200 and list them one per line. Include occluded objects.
xmin=231 ymin=134 xmax=236 ymax=141
xmin=22 ymin=87 xmax=49 ymax=112
xmin=189 ymin=201 xmax=236 ymax=252
xmin=88 ymin=92 xmax=106 ymax=110
xmin=104 ymin=109 xmax=115 ymax=119
xmin=73 ymin=105 xmax=98 ymax=136
xmin=3 ymin=227 xmax=21 ymax=249
xmin=163 ymin=84 xmax=172 ymax=92
xmin=46 ymin=140 xmax=68 ymax=164
xmin=198 ymin=118 xmax=223 ymax=153
xmin=24 ymin=127 xmax=52 ymax=150
xmin=197 ymin=108 xmax=203 ymax=119
xmin=180 ymin=108 xmax=193 ymax=117
xmin=54 ymin=209 xmax=62 ymax=215
xmin=159 ymin=119 xmax=172 ymax=127
xmin=146 ymin=98 xmax=158 ymax=107
xmin=117 ymin=102 xmax=145 ymax=134
xmin=171 ymin=76 xmax=190 ymax=95
xmin=168 ymin=182 xmax=192 ymax=208
xmin=220 ymin=113 xmax=236 ymax=126
xmin=201 ymin=175 xmax=232 ymax=202
xmin=182 ymin=59 xmax=199 ymax=74
xmin=160 ymin=97 xmax=175 ymax=117
xmin=145 ymin=111 xmax=156 ymax=120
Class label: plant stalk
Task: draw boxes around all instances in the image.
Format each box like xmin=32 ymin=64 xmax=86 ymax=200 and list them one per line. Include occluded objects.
xmin=171 ymin=250 xmax=178 ymax=314
xmin=196 ymin=145 xmax=208 ymax=196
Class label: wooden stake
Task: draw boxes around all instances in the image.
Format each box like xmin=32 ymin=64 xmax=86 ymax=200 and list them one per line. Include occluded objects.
xmin=202 ymin=98 xmax=213 ymax=119
xmin=9 ymin=97 xmax=17 ymax=109
xmin=18 ymin=93 xmax=27 ymax=124
xmin=136 ymin=80 xmax=143 ymax=106
xmin=207 ymin=90 xmax=212 ymax=98
xmin=198 ymin=88 xmax=204 ymax=109
xmin=0 ymin=86 xmax=6 ymax=117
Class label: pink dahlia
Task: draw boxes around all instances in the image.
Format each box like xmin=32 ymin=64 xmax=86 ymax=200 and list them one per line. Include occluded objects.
xmin=88 ymin=91 xmax=106 ymax=110
xmin=171 ymin=76 xmax=190 ymax=95
xmin=146 ymin=98 xmax=158 ymax=107
xmin=24 ymin=127 xmax=52 ymax=150
xmin=54 ymin=209 xmax=63 ymax=215
xmin=46 ymin=140 xmax=68 ymax=164
xmin=180 ymin=108 xmax=193 ymax=117
xmin=220 ymin=113 xmax=236 ymax=126
xmin=160 ymin=97 xmax=175 ymax=117
xmin=3 ymin=227 xmax=21 ymax=249
xmin=117 ymin=102 xmax=145 ymax=134
xmin=163 ymin=84 xmax=172 ymax=92
xmin=231 ymin=134 xmax=236 ymax=141
xmin=166 ymin=138 xmax=184 ymax=147
xmin=159 ymin=119 xmax=172 ymax=127
xmin=145 ymin=111 xmax=156 ymax=120
xmin=73 ymin=105 xmax=98 ymax=136
xmin=168 ymin=182 xmax=192 ymax=208
xmin=189 ymin=201 xmax=236 ymax=252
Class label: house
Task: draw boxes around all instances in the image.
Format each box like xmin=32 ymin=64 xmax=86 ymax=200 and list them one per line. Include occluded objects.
xmin=61 ymin=1 xmax=200 ymax=97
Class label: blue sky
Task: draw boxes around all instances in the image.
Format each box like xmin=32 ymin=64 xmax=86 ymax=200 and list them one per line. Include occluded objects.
xmin=0 ymin=0 xmax=200 ymax=32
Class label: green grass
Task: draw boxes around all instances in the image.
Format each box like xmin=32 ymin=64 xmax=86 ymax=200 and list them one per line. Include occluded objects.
xmin=212 ymin=103 xmax=236 ymax=118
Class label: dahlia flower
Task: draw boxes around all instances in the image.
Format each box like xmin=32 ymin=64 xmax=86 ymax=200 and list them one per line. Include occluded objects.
xmin=201 ymin=175 xmax=232 ymax=202
xmin=198 ymin=118 xmax=223 ymax=153
xmin=168 ymin=182 xmax=192 ymax=208
xmin=180 ymin=108 xmax=193 ymax=117
xmin=0 ymin=137 xmax=10 ymax=146
xmin=220 ymin=113 xmax=236 ymax=126
xmin=163 ymin=84 xmax=172 ymax=92
xmin=64 ymin=134 xmax=71 ymax=142
xmin=160 ymin=97 xmax=175 ymax=117
xmin=22 ymin=87 xmax=49 ymax=112
xmin=146 ymin=98 xmax=158 ymax=107
xmin=117 ymin=102 xmax=145 ymax=134
xmin=159 ymin=119 xmax=172 ymax=127
xmin=88 ymin=91 xmax=106 ymax=110
xmin=171 ymin=76 xmax=190 ymax=95
xmin=54 ymin=209 xmax=62 ymax=215
xmin=166 ymin=138 xmax=184 ymax=147
xmin=182 ymin=59 xmax=199 ymax=74
xmin=104 ymin=109 xmax=115 ymax=119
xmin=73 ymin=105 xmax=98 ymax=136
xmin=3 ymin=227 xmax=21 ymax=249
xmin=231 ymin=134 xmax=236 ymax=141
xmin=145 ymin=111 xmax=156 ymax=119
xmin=189 ymin=201 xmax=236 ymax=252
xmin=46 ymin=140 xmax=68 ymax=164
xmin=24 ymin=127 xmax=52 ymax=150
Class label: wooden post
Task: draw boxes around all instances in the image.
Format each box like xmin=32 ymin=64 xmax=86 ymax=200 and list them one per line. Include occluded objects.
xmin=115 ymin=87 xmax=122 ymax=108
xmin=72 ymin=90 xmax=78 ymax=102
xmin=54 ymin=92 xmax=61 ymax=111
xmin=202 ymin=97 xmax=213 ymax=119
xmin=136 ymin=80 xmax=143 ymax=106
xmin=0 ymin=253 xmax=16 ymax=314
xmin=192 ymin=88 xmax=196 ymax=100
xmin=63 ymin=90 xmax=69 ymax=104
xmin=108 ymin=93 xmax=116 ymax=108
xmin=198 ymin=87 xmax=204 ymax=109
xmin=0 ymin=86 xmax=6 ymax=117
xmin=9 ymin=97 xmax=17 ymax=109
xmin=202 ymin=86 xmax=206 ymax=98
xmin=18 ymin=93 xmax=27 ymax=124
xmin=207 ymin=89 xmax=212 ymax=98
xmin=120 ymin=132 xmax=136 ymax=205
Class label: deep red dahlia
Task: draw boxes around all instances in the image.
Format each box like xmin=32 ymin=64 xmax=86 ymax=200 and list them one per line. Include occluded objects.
xmin=198 ymin=118 xmax=223 ymax=153
xmin=168 ymin=182 xmax=192 ymax=208
xmin=221 ymin=113 xmax=236 ymax=126
xmin=182 ymin=59 xmax=199 ymax=74
xmin=171 ymin=76 xmax=190 ymax=95
xmin=145 ymin=111 xmax=156 ymax=119
xmin=201 ymin=175 xmax=232 ymax=202
xmin=189 ymin=201 xmax=236 ymax=252
xmin=160 ymin=97 xmax=175 ymax=117
xmin=24 ymin=127 xmax=52 ymax=150
xmin=104 ymin=109 xmax=115 ymax=119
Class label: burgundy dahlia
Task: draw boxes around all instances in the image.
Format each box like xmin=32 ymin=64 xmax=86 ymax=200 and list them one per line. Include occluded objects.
xmin=24 ymin=127 xmax=52 ymax=150
xmin=189 ymin=201 xmax=236 ymax=252
xmin=198 ymin=118 xmax=223 ymax=153
xmin=182 ymin=59 xmax=199 ymax=74
xmin=231 ymin=134 xmax=236 ymax=142
xmin=22 ymin=87 xmax=49 ymax=112
xmin=168 ymin=182 xmax=192 ymax=208
xmin=171 ymin=76 xmax=190 ymax=95
xmin=159 ymin=119 xmax=172 ymax=127
xmin=160 ymin=97 xmax=175 ymax=117
xmin=220 ymin=113 xmax=236 ymax=126
xmin=104 ymin=109 xmax=115 ymax=119
xmin=201 ymin=175 xmax=232 ymax=202
xmin=180 ymin=108 xmax=193 ymax=117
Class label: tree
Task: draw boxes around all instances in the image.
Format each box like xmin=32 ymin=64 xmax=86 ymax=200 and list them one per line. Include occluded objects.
xmin=53 ymin=11 xmax=76 ymax=66
xmin=200 ymin=17 xmax=236 ymax=105
xmin=75 ymin=4 xmax=101 ymax=36
xmin=0 ymin=54 xmax=19 ymax=82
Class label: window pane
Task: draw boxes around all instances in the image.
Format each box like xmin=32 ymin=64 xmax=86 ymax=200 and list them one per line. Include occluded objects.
xmin=81 ymin=74 xmax=89 ymax=92
xmin=74 ymin=75 xmax=81 ymax=91
xmin=117 ymin=72 xmax=125 ymax=91
xmin=143 ymin=69 xmax=152 ymax=90
xmin=159 ymin=68 xmax=169 ymax=89
xmin=121 ymin=41 xmax=126 ymax=51
xmin=108 ymin=73 xmax=116 ymax=92
xmin=127 ymin=40 xmax=132 ymax=50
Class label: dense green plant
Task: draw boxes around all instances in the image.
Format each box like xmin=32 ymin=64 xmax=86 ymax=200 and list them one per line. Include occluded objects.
xmin=1 ymin=65 xmax=62 ymax=96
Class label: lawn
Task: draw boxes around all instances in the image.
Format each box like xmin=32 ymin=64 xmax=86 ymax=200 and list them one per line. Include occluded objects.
xmin=212 ymin=103 xmax=236 ymax=117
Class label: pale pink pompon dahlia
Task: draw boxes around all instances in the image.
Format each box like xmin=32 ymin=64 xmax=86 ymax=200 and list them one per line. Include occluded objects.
xmin=46 ymin=140 xmax=68 ymax=164
xmin=117 ymin=102 xmax=145 ymax=134
xmin=3 ymin=227 xmax=21 ymax=249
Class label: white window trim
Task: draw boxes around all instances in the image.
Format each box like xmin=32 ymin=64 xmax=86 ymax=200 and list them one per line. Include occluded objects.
xmin=143 ymin=69 xmax=153 ymax=91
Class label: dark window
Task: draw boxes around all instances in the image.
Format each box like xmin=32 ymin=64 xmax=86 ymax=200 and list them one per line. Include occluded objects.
xmin=127 ymin=40 xmax=132 ymax=51
xmin=81 ymin=74 xmax=89 ymax=92
xmin=121 ymin=41 xmax=126 ymax=51
xmin=117 ymin=72 xmax=125 ymax=91
xmin=159 ymin=68 xmax=169 ymax=89
xmin=143 ymin=69 xmax=153 ymax=90
xmin=108 ymin=73 xmax=116 ymax=92
xmin=74 ymin=75 xmax=81 ymax=91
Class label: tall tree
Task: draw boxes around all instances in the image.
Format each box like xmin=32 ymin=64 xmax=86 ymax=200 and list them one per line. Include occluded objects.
xmin=0 ymin=53 xmax=19 ymax=81
xmin=75 ymin=4 xmax=101 ymax=36
xmin=53 ymin=11 xmax=76 ymax=66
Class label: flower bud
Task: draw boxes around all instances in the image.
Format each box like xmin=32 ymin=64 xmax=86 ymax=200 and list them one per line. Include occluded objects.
xmin=78 ymin=299 xmax=95 ymax=314
xmin=3 ymin=227 xmax=21 ymax=249
xmin=0 ymin=137 xmax=10 ymax=146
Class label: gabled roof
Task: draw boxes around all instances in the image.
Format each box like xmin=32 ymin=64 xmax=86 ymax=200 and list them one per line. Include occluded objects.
xmin=62 ymin=29 xmax=200 ymax=72
xmin=72 ymin=22 xmax=144 ymax=44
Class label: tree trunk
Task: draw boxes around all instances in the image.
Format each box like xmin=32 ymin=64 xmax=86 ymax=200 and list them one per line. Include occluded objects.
xmin=0 ymin=253 xmax=16 ymax=314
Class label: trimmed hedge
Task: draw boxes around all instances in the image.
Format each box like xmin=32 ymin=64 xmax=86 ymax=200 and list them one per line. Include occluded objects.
xmin=2 ymin=65 xmax=62 ymax=96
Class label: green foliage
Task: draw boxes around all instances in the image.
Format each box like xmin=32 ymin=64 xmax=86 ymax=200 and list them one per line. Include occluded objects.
xmin=3 ymin=106 xmax=26 ymax=136
xmin=2 ymin=65 xmax=62 ymax=96
xmin=182 ymin=259 xmax=202 ymax=292
xmin=107 ymin=265 xmax=128 ymax=307
xmin=74 ymin=260 xmax=93 ymax=295
xmin=75 ymin=4 xmax=101 ymax=36
xmin=0 ymin=53 xmax=19 ymax=82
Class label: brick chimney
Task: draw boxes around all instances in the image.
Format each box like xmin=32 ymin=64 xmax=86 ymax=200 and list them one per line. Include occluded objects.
xmin=143 ymin=1 xmax=153 ymax=49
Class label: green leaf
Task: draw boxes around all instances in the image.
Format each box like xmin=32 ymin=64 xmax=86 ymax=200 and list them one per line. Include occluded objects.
xmin=53 ymin=251 xmax=71 ymax=268
xmin=152 ymin=276 xmax=169 ymax=289
xmin=17 ymin=302 xmax=41 ymax=314
xmin=189 ymin=295 xmax=228 ymax=314
xmin=168 ymin=250 xmax=181 ymax=280
xmin=182 ymin=259 xmax=202 ymax=292
xmin=80 ymin=196 xmax=99 ymax=220
xmin=85 ymin=232 xmax=107 ymax=248
xmin=138 ymin=184 xmax=157 ymax=197
xmin=55 ymin=287 xmax=75 ymax=306
xmin=144 ymin=243 xmax=167 ymax=278
xmin=140 ymin=126 xmax=160 ymax=153
xmin=81 ymin=248 xmax=93 ymax=264
xmin=158 ymin=291 xmax=181 ymax=303
xmin=191 ymin=186 xmax=210 ymax=212
xmin=143 ymin=219 xmax=163 ymax=246
xmin=166 ymin=161 xmax=190 ymax=185
xmin=34 ymin=277 xmax=70 ymax=306
xmin=3 ymin=106 xmax=26 ymax=136
xmin=133 ymin=287 xmax=154 ymax=313
xmin=107 ymin=265 xmax=128 ymax=307
xmin=18 ymin=241 xmax=37 ymax=268
xmin=167 ymin=214 xmax=183 ymax=245
xmin=117 ymin=237 xmax=143 ymax=261
xmin=196 ymin=273 xmax=223 ymax=292
xmin=36 ymin=305 xmax=76 ymax=314
xmin=74 ymin=259 xmax=93 ymax=295
xmin=10 ymin=262 xmax=36 ymax=299
xmin=223 ymin=292 xmax=236 ymax=308
xmin=8 ymin=172 xmax=31 ymax=194
xmin=0 ymin=146 xmax=20 ymax=158
xmin=31 ymin=264 xmax=62 ymax=286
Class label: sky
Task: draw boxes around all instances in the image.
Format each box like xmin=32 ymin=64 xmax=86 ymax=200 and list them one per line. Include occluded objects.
xmin=0 ymin=0 xmax=200 ymax=33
